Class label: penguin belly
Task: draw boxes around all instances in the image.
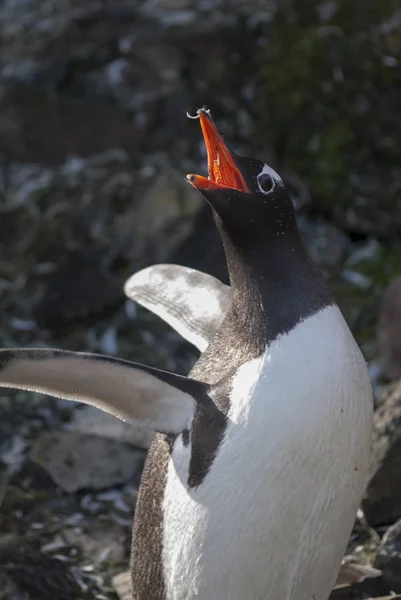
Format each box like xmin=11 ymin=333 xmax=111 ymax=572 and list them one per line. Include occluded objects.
xmin=162 ymin=306 xmax=373 ymax=600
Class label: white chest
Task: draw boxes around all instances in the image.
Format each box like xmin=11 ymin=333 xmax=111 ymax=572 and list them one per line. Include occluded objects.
xmin=162 ymin=306 xmax=373 ymax=600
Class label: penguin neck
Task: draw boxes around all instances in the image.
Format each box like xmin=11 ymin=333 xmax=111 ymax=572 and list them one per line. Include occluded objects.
xmin=218 ymin=226 xmax=333 ymax=344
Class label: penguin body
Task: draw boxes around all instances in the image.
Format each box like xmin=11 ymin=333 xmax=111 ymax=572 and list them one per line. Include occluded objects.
xmin=162 ymin=306 xmax=371 ymax=600
xmin=130 ymin=307 xmax=371 ymax=600
xmin=0 ymin=108 xmax=373 ymax=600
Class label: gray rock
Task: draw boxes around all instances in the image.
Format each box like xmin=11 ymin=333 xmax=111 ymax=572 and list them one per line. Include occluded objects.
xmin=334 ymin=557 xmax=381 ymax=588
xmin=363 ymin=380 xmax=401 ymax=527
xmin=375 ymin=518 xmax=401 ymax=592
xmin=378 ymin=277 xmax=401 ymax=380
xmin=62 ymin=522 xmax=126 ymax=566
xmin=119 ymin=168 xmax=203 ymax=264
xmin=66 ymin=406 xmax=154 ymax=449
xmin=298 ymin=216 xmax=350 ymax=268
xmin=30 ymin=431 xmax=145 ymax=493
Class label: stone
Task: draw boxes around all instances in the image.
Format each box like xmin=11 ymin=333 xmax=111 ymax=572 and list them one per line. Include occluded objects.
xmin=112 ymin=570 xmax=132 ymax=600
xmin=378 ymin=277 xmax=401 ymax=380
xmin=298 ymin=216 xmax=350 ymax=269
xmin=334 ymin=558 xmax=381 ymax=588
xmin=171 ymin=205 xmax=229 ymax=285
xmin=0 ymin=571 xmax=21 ymax=600
xmin=375 ymin=518 xmax=401 ymax=592
xmin=0 ymin=471 xmax=8 ymax=510
xmin=30 ymin=431 xmax=145 ymax=493
xmin=0 ymin=83 xmax=141 ymax=164
xmin=35 ymin=248 xmax=123 ymax=328
xmin=117 ymin=168 xmax=203 ymax=266
xmin=332 ymin=595 xmax=400 ymax=600
xmin=363 ymin=380 xmax=401 ymax=526
xmin=62 ymin=522 xmax=126 ymax=566
xmin=66 ymin=406 xmax=155 ymax=449
xmin=0 ymin=537 xmax=80 ymax=600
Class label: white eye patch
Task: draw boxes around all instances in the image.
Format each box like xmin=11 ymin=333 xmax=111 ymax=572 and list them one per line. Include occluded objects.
xmin=257 ymin=163 xmax=284 ymax=195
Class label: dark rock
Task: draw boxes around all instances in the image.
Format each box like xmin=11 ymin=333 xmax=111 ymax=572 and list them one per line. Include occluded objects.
xmin=0 ymin=471 xmax=8 ymax=510
xmin=378 ymin=277 xmax=401 ymax=380
xmin=0 ymin=83 xmax=142 ymax=165
xmin=0 ymin=570 xmax=21 ymax=600
xmin=35 ymin=248 xmax=123 ymax=329
xmin=363 ymin=380 xmax=401 ymax=526
xmin=30 ymin=431 xmax=145 ymax=493
xmin=332 ymin=593 xmax=399 ymax=600
xmin=329 ymin=580 xmax=389 ymax=600
xmin=375 ymin=518 xmax=401 ymax=592
xmin=171 ymin=205 xmax=229 ymax=284
xmin=0 ymin=537 xmax=82 ymax=600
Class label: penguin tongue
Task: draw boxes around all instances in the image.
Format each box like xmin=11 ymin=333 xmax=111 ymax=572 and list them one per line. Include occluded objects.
xmin=187 ymin=109 xmax=249 ymax=192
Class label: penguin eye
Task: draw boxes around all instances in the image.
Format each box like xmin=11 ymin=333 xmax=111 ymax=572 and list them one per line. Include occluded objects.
xmin=257 ymin=173 xmax=274 ymax=194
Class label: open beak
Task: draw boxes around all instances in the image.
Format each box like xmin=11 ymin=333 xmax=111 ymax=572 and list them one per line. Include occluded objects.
xmin=186 ymin=108 xmax=249 ymax=193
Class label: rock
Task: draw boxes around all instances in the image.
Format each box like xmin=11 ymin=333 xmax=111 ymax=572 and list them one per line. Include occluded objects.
xmin=378 ymin=277 xmax=401 ymax=380
xmin=330 ymin=585 xmax=390 ymax=600
xmin=30 ymin=431 xmax=145 ymax=493
xmin=66 ymin=406 xmax=155 ymax=449
xmin=117 ymin=168 xmax=203 ymax=265
xmin=112 ymin=570 xmax=132 ymax=600
xmin=35 ymin=248 xmax=123 ymax=329
xmin=62 ymin=522 xmax=126 ymax=566
xmin=332 ymin=595 xmax=401 ymax=600
xmin=171 ymin=205 xmax=229 ymax=284
xmin=363 ymin=380 xmax=401 ymax=526
xmin=298 ymin=216 xmax=350 ymax=269
xmin=334 ymin=557 xmax=381 ymax=588
xmin=375 ymin=518 xmax=401 ymax=592
xmin=0 ymin=571 xmax=20 ymax=600
xmin=0 ymin=537 xmax=80 ymax=600
xmin=0 ymin=83 xmax=142 ymax=164
xmin=0 ymin=471 xmax=8 ymax=510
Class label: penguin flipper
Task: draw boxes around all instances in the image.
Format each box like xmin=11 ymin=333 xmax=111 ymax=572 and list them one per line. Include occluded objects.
xmin=124 ymin=264 xmax=230 ymax=352
xmin=0 ymin=348 xmax=205 ymax=435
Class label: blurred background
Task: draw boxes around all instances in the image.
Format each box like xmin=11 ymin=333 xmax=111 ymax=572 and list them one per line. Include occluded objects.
xmin=0 ymin=1 xmax=400 ymax=599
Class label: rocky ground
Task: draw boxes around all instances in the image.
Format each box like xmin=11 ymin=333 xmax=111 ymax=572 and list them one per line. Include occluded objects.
xmin=0 ymin=0 xmax=400 ymax=598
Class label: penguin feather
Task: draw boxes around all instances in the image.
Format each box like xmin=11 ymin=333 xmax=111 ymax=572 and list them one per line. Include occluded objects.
xmin=124 ymin=264 xmax=230 ymax=352
xmin=0 ymin=348 xmax=206 ymax=435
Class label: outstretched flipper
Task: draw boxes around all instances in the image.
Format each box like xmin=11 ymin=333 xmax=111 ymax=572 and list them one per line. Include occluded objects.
xmin=124 ymin=264 xmax=230 ymax=352
xmin=0 ymin=349 xmax=208 ymax=434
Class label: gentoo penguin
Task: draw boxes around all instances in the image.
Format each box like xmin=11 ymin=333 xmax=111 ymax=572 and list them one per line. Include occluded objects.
xmin=0 ymin=108 xmax=373 ymax=600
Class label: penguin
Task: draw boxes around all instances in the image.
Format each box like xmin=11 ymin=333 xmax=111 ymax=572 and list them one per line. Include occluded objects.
xmin=0 ymin=108 xmax=373 ymax=600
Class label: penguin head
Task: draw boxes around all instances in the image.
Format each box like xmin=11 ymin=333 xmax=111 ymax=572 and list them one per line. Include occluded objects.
xmin=187 ymin=108 xmax=296 ymax=241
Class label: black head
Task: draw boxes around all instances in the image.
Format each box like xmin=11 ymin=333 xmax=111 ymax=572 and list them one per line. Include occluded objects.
xmin=186 ymin=107 xmax=298 ymax=243
xmin=186 ymin=107 xmax=333 ymax=339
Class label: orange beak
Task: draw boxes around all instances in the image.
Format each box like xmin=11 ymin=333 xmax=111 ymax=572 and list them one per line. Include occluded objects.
xmin=187 ymin=109 xmax=249 ymax=192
